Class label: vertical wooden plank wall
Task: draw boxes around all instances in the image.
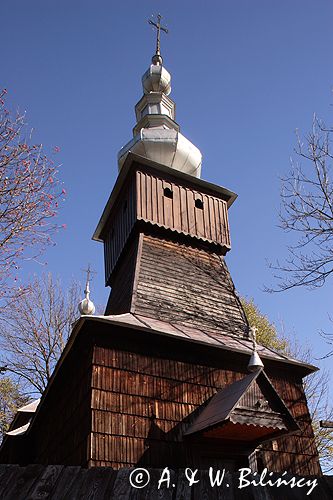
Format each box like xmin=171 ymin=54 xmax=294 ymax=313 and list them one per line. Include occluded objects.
xmin=103 ymin=176 xmax=136 ymax=285
xmin=136 ymin=170 xmax=230 ymax=247
xmin=105 ymin=235 xmax=139 ymax=314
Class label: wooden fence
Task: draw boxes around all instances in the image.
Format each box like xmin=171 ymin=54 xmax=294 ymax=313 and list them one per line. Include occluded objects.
xmin=0 ymin=465 xmax=332 ymax=499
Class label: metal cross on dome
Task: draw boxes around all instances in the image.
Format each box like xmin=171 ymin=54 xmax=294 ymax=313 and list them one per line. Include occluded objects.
xmin=82 ymin=264 xmax=96 ymax=287
xmin=250 ymin=326 xmax=258 ymax=347
xmin=148 ymin=14 xmax=168 ymax=57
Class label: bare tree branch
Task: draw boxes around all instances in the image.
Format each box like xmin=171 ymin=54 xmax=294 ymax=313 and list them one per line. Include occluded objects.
xmin=0 ymin=274 xmax=81 ymax=396
xmin=267 ymin=115 xmax=333 ymax=291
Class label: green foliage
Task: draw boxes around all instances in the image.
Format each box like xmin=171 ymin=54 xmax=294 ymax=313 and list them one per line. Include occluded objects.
xmin=241 ymin=298 xmax=288 ymax=353
xmin=241 ymin=296 xmax=333 ymax=473
xmin=0 ymin=377 xmax=28 ymax=440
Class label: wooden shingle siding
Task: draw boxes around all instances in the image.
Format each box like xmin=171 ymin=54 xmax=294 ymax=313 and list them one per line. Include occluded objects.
xmin=30 ymin=343 xmax=93 ymax=467
xmin=0 ymin=341 xmax=93 ymax=467
xmin=105 ymin=232 xmax=248 ymax=336
xmin=134 ymin=234 xmax=248 ymax=336
xmin=258 ymin=375 xmax=322 ymax=476
xmin=90 ymin=346 xmax=321 ymax=474
xmin=1 ymin=324 xmax=320 ymax=475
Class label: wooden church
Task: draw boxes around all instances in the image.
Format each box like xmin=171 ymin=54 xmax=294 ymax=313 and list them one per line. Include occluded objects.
xmin=0 ymin=18 xmax=322 ymax=478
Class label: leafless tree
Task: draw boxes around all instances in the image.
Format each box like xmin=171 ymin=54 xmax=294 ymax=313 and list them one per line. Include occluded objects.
xmin=269 ymin=116 xmax=333 ymax=291
xmin=0 ymin=89 xmax=65 ymax=305
xmin=304 ymin=367 xmax=333 ymax=473
xmin=0 ymin=274 xmax=81 ymax=396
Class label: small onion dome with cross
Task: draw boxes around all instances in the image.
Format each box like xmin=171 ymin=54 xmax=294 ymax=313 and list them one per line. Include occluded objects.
xmin=78 ymin=268 xmax=96 ymax=316
xmin=118 ymin=14 xmax=202 ymax=178
xmin=143 ymin=15 xmax=171 ymax=95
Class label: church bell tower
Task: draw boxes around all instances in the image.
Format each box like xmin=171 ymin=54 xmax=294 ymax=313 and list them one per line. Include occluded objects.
xmin=0 ymin=17 xmax=321 ymax=476
xmin=93 ymin=16 xmax=247 ymax=338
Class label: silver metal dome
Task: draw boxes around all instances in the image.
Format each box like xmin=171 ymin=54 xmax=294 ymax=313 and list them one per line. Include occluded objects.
xmin=78 ymin=279 xmax=95 ymax=316
xmin=118 ymin=55 xmax=202 ymax=178
xmin=142 ymin=64 xmax=171 ymax=95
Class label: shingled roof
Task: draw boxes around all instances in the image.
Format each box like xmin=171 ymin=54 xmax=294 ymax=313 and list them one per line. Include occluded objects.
xmin=75 ymin=313 xmax=317 ymax=372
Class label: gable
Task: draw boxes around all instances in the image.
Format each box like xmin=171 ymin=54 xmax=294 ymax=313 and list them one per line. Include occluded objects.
xmin=184 ymin=369 xmax=299 ymax=443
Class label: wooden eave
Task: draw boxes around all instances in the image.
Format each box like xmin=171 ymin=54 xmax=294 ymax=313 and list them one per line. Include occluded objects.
xmin=92 ymin=152 xmax=237 ymax=242
xmin=34 ymin=314 xmax=318 ymax=417
xmin=81 ymin=314 xmax=317 ymax=374
xmin=4 ymin=399 xmax=40 ymax=437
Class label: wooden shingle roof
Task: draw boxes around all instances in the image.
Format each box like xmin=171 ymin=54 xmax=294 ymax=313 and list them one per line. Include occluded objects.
xmin=84 ymin=313 xmax=317 ymax=373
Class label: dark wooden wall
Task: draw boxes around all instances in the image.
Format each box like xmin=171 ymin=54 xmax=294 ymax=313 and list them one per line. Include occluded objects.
xmin=90 ymin=346 xmax=240 ymax=468
xmin=30 ymin=340 xmax=93 ymax=466
xmin=105 ymin=232 xmax=248 ymax=336
xmin=0 ymin=465 xmax=332 ymax=499
xmin=134 ymin=234 xmax=248 ymax=336
xmin=90 ymin=344 xmax=321 ymax=475
xmin=103 ymin=175 xmax=136 ymax=284
xmin=0 ymin=324 xmax=320 ymax=476
xmin=0 ymin=338 xmax=93 ymax=467
xmin=105 ymin=234 xmax=139 ymax=315
xmin=259 ymin=375 xmax=321 ymax=476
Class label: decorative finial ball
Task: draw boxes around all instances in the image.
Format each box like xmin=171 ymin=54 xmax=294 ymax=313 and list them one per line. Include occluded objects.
xmin=142 ymin=64 xmax=171 ymax=95
xmin=78 ymin=297 xmax=95 ymax=316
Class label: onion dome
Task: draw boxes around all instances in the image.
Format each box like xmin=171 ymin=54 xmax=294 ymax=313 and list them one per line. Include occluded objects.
xmin=142 ymin=64 xmax=171 ymax=95
xmin=118 ymin=15 xmax=202 ymax=178
xmin=78 ymin=279 xmax=95 ymax=316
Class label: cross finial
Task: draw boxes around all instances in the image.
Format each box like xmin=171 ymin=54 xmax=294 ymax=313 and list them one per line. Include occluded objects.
xmin=250 ymin=326 xmax=258 ymax=348
xmin=248 ymin=326 xmax=264 ymax=372
xmin=148 ymin=14 xmax=168 ymax=64
xmin=81 ymin=264 xmax=96 ymax=296
xmin=79 ymin=264 xmax=96 ymax=316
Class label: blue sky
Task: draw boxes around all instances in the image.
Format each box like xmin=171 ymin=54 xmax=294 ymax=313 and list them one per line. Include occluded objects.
xmin=2 ymin=1 xmax=333 ymax=381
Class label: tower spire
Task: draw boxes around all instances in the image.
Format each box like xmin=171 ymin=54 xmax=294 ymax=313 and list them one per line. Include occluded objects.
xmin=148 ymin=14 xmax=168 ymax=65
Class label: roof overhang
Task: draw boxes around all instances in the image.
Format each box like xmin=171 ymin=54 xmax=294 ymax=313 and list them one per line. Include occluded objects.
xmin=4 ymin=313 xmax=315 ymax=447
